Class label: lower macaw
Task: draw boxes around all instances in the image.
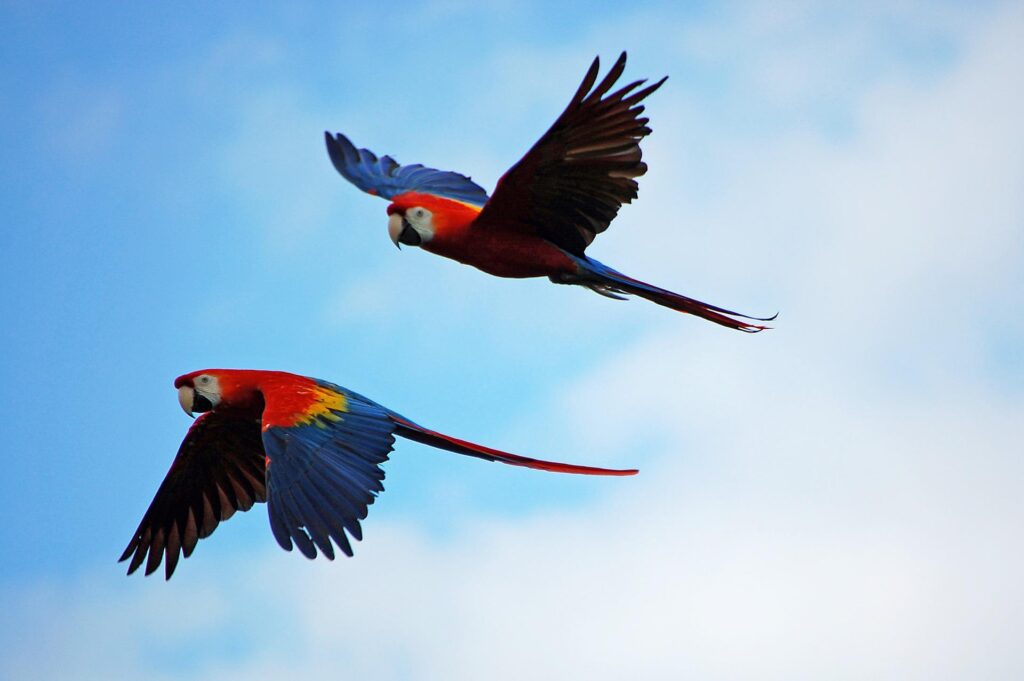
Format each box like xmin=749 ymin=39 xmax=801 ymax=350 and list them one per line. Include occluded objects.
xmin=120 ymin=369 xmax=635 ymax=579
xmin=326 ymin=52 xmax=774 ymax=332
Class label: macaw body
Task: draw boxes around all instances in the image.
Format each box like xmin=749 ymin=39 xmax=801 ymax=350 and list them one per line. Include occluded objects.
xmin=120 ymin=369 xmax=635 ymax=579
xmin=327 ymin=52 xmax=775 ymax=332
xmin=390 ymin=193 xmax=575 ymax=278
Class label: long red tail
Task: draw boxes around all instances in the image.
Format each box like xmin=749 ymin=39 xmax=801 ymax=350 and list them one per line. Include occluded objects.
xmin=391 ymin=416 xmax=637 ymax=476
xmin=577 ymin=256 xmax=776 ymax=332
xmin=624 ymin=282 xmax=775 ymax=332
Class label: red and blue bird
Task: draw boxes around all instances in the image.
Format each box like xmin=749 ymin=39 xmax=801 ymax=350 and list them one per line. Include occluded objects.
xmin=120 ymin=369 xmax=635 ymax=579
xmin=326 ymin=52 xmax=774 ymax=332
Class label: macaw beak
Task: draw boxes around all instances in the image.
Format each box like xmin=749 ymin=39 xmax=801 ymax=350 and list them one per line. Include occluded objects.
xmin=387 ymin=213 xmax=422 ymax=249
xmin=177 ymin=385 xmax=214 ymax=418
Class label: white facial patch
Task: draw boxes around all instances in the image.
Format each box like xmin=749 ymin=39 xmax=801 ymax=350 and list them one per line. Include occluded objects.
xmin=192 ymin=374 xmax=222 ymax=407
xmin=404 ymin=207 xmax=435 ymax=243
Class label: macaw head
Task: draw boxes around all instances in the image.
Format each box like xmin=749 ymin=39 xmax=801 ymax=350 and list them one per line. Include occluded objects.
xmin=386 ymin=197 xmax=436 ymax=248
xmin=385 ymin=191 xmax=483 ymax=248
xmin=174 ymin=369 xmax=281 ymax=417
xmin=174 ymin=371 xmax=224 ymax=417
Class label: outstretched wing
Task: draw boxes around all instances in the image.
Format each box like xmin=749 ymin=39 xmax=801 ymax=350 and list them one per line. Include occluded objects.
xmin=261 ymin=379 xmax=397 ymax=561
xmin=475 ymin=52 xmax=665 ymax=256
xmin=119 ymin=411 xmax=267 ymax=579
xmin=324 ymin=132 xmax=490 ymax=207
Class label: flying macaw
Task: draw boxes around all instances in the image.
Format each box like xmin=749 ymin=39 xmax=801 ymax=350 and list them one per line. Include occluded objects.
xmin=120 ymin=369 xmax=635 ymax=579
xmin=325 ymin=52 xmax=774 ymax=332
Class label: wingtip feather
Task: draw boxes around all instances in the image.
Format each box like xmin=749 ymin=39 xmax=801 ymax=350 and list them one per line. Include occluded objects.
xmin=117 ymin=541 xmax=135 ymax=564
xmin=573 ymin=56 xmax=602 ymax=103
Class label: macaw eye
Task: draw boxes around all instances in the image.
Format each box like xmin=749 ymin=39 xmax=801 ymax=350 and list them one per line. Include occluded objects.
xmin=412 ymin=208 xmax=427 ymax=220
xmin=198 ymin=375 xmax=211 ymax=386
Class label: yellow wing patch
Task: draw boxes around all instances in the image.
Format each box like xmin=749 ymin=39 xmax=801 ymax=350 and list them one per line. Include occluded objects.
xmin=294 ymin=385 xmax=348 ymax=427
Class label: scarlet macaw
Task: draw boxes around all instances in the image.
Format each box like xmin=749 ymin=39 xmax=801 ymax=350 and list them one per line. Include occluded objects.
xmin=325 ymin=52 xmax=773 ymax=332
xmin=120 ymin=369 xmax=635 ymax=579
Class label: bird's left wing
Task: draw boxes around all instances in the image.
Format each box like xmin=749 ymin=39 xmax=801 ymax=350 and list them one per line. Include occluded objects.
xmin=324 ymin=132 xmax=490 ymax=206
xmin=260 ymin=378 xmax=397 ymax=561
xmin=119 ymin=411 xmax=267 ymax=579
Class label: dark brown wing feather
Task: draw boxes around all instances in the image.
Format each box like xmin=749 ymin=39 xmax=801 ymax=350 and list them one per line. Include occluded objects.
xmin=119 ymin=411 xmax=267 ymax=579
xmin=475 ymin=52 xmax=666 ymax=256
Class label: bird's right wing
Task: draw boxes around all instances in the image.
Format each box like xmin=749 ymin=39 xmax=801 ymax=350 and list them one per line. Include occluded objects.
xmin=119 ymin=411 xmax=267 ymax=579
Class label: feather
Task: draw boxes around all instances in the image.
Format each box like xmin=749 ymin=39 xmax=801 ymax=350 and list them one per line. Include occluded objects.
xmin=477 ymin=53 xmax=666 ymax=256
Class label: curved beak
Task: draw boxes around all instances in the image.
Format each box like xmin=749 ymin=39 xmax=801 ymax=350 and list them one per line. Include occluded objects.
xmin=177 ymin=385 xmax=214 ymax=418
xmin=387 ymin=213 xmax=422 ymax=249
xmin=388 ymin=213 xmax=404 ymax=249
xmin=178 ymin=385 xmax=196 ymax=417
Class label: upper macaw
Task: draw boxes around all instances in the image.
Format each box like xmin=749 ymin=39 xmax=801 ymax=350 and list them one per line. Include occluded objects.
xmin=325 ymin=52 xmax=774 ymax=332
xmin=120 ymin=369 xmax=635 ymax=579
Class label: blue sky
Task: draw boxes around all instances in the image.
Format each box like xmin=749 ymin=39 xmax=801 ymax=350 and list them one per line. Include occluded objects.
xmin=2 ymin=2 xmax=1023 ymax=679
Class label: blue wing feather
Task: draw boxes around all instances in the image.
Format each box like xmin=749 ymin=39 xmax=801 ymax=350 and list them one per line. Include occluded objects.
xmin=263 ymin=384 xmax=396 ymax=560
xmin=325 ymin=131 xmax=490 ymax=207
xmin=267 ymin=492 xmax=295 ymax=552
xmin=311 ymin=463 xmax=371 ymax=529
xmin=300 ymin=479 xmax=353 ymax=556
xmin=290 ymin=485 xmax=336 ymax=559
